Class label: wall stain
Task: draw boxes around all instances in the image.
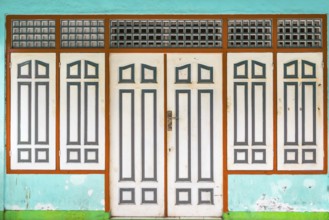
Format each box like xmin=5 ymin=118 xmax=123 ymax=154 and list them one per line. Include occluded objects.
xmin=25 ymin=187 xmax=31 ymax=209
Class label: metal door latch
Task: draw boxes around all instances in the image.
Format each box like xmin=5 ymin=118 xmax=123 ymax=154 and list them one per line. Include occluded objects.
xmin=167 ymin=110 xmax=179 ymax=131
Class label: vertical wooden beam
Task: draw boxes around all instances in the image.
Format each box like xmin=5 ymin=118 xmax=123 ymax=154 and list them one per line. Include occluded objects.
xmin=164 ymin=53 xmax=168 ymax=217
xmin=55 ymin=17 xmax=61 ymax=171
xmin=6 ymin=16 xmax=12 ymax=173
xmin=104 ymin=17 xmax=111 ymax=213
xmin=221 ymin=17 xmax=229 ymax=213
xmin=272 ymin=18 xmax=278 ymax=172
xmin=322 ymin=14 xmax=328 ymax=174
xmin=105 ymin=52 xmax=110 ymax=212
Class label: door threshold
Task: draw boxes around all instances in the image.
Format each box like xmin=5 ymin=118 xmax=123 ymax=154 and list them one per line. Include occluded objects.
xmin=110 ymin=217 xmax=222 ymax=220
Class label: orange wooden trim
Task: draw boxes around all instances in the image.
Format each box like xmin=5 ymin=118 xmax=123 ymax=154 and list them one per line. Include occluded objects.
xmin=273 ymin=53 xmax=278 ymax=172
xmin=55 ymin=53 xmax=60 ymax=171
xmin=6 ymin=48 xmax=222 ymax=53
xmin=6 ymin=16 xmax=12 ymax=173
xmin=322 ymin=15 xmax=328 ymax=174
xmin=6 ymin=14 xmax=326 ymax=20
xmin=6 ymin=170 xmax=106 ymax=174
xmin=227 ymin=170 xmax=328 ymax=175
xmin=222 ymin=18 xmax=228 ymax=213
xmin=7 ymin=48 xmax=326 ymax=54
xmin=55 ymin=17 xmax=61 ymax=171
xmin=105 ymin=52 xmax=110 ymax=212
xmin=7 ymin=49 xmax=63 ymax=53
xmin=107 ymin=48 xmax=222 ymax=53
xmin=222 ymin=17 xmax=228 ymax=213
xmin=164 ymin=54 xmax=168 ymax=217
xmin=272 ymin=18 xmax=278 ymax=172
xmin=276 ymin=48 xmax=324 ymax=53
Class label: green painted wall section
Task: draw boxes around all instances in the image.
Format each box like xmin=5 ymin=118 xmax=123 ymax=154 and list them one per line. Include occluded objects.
xmin=1 ymin=0 xmax=329 ymax=213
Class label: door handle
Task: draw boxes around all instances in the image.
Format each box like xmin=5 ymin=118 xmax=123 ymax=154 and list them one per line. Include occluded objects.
xmin=167 ymin=110 xmax=179 ymax=131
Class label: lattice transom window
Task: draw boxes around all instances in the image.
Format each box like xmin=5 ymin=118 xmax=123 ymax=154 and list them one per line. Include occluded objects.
xmin=110 ymin=20 xmax=222 ymax=48
xmin=228 ymin=19 xmax=272 ymax=48
xmin=12 ymin=20 xmax=56 ymax=48
xmin=61 ymin=19 xmax=105 ymax=48
xmin=277 ymin=19 xmax=322 ymax=48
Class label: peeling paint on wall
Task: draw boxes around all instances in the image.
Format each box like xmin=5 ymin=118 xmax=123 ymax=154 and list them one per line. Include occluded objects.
xmin=255 ymin=195 xmax=294 ymax=211
xmin=229 ymin=175 xmax=329 ymax=212
xmin=5 ymin=175 xmax=104 ymax=210
xmin=34 ymin=203 xmax=56 ymax=210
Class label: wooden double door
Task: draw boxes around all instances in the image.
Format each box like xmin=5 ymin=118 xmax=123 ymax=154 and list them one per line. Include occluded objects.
xmin=110 ymin=53 xmax=223 ymax=217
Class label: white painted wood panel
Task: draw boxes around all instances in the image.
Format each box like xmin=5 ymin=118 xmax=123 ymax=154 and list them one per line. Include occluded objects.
xmin=36 ymin=84 xmax=48 ymax=143
xmin=200 ymin=92 xmax=212 ymax=180
xmin=121 ymin=91 xmax=134 ymax=180
xmin=177 ymin=92 xmax=190 ymax=180
xmin=254 ymin=84 xmax=265 ymax=143
xmin=277 ymin=53 xmax=323 ymax=170
xmin=143 ymin=91 xmax=156 ymax=179
xmin=303 ymin=84 xmax=315 ymax=144
xmin=235 ymin=84 xmax=247 ymax=143
xmin=60 ymin=53 xmax=105 ymax=170
xmin=227 ymin=53 xmax=273 ymax=170
xmin=110 ymin=54 xmax=164 ymax=217
xmin=19 ymin=84 xmax=30 ymax=143
xmin=167 ymin=53 xmax=222 ymax=217
xmin=11 ymin=53 xmax=56 ymax=170
xmin=86 ymin=84 xmax=97 ymax=143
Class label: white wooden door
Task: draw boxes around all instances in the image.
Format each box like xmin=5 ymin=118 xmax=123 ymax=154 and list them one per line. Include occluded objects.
xmin=227 ymin=53 xmax=273 ymax=170
xmin=60 ymin=53 xmax=105 ymax=170
xmin=167 ymin=54 xmax=223 ymax=217
xmin=10 ymin=53 xmax=56 ymax=170
xmin=277 ymin=53 xmax=323 ymax=170
xmin=110 ymin=54 xmax=164 ymax=216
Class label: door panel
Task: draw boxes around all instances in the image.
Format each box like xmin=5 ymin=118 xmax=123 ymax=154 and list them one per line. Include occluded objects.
xmin=60 ymin=53 xmax=105 ymax=170
xmin=10 ymin=53 xmax=56 ymax=170
xmin=110 ymin=54 xmax=164 ymax=216
xmin=227 ymin=53 xmax=273 ymax=170
xmin=167 ymin=54 xmax=222 ymax=217
xmin=277 ymin=53 xmax=323 ymax=170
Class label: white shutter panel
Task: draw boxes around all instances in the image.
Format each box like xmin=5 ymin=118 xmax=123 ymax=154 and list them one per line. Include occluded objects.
xmin=11 ymin=53 xmax=56 ymax=170
xmin=277 ymin=53 xmax=323 ymax=170
xmin=227 ymin=53 xmax=273 ymax=170
xmin=60 ymin=53 xmax=105 ymax=170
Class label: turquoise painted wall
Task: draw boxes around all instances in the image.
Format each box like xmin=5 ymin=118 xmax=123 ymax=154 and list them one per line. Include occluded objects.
xmin=0 ymin=0 xmax=329 ymax=212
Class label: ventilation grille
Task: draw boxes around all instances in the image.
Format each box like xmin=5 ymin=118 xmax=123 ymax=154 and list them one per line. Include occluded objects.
xmin=61 ymin=19 xmax=105 ymax=48
xmin=110 ymin=20 xmax=222 ymax=48
xmin=12 ymin=20 xmax=56 ymax=48
xmin=277 ymin=19 xmax=322 ymax=48
xmin=228 ymin=19 xmax=272 ymax=48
